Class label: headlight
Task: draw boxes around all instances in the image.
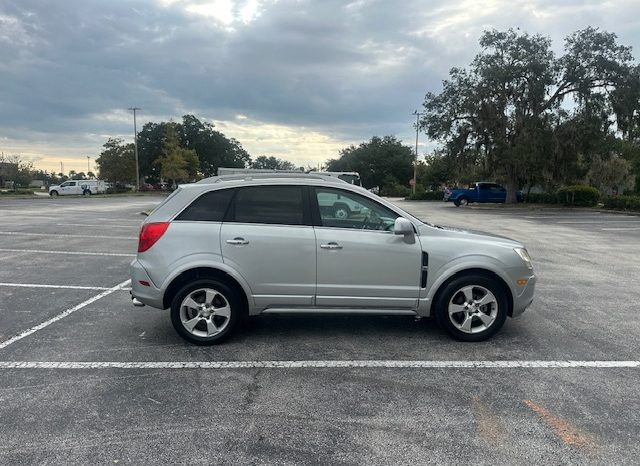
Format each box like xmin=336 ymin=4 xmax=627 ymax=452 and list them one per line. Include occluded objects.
xmin=514 ymin=248 xmax=533 ymax=269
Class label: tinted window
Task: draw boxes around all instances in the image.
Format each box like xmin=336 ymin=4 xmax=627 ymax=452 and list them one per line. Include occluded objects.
xmin=176 ymin=189 xmax=234 ymax=221
xmin=233 ymin=186 xmax=304 ymax=225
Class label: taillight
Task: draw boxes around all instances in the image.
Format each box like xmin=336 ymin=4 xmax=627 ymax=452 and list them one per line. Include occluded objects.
xmin=138 ymin=222 xmax=170 ymax=253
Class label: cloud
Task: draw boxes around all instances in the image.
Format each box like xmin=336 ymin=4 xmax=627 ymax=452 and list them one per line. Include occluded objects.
xmin=0 ymin=0 xmax=638 ymax=172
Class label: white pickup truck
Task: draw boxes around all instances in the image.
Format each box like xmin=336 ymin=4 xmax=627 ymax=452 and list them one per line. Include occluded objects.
xmin=49 ymin=180 xmax=107 ymax=197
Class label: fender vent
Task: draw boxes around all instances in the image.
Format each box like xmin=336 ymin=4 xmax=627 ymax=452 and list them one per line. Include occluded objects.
xmin=421 ymin=252 xmax=429 ymax=288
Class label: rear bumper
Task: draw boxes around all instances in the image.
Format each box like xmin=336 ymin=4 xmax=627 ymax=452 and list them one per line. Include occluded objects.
xmin=130 ymin=259 xmax=164 ymax=309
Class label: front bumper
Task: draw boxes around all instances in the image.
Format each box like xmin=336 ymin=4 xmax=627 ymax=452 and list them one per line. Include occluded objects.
xmin=130 ymin=259 xmax=164 ymax=309
xmin=511 ymin=273 xmax=536 ymax=317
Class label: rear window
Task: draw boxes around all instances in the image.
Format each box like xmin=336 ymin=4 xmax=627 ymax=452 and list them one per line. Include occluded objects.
xmin=232 ymin=186 xmax=304 ymax=225
xmin=175 ymin=189 xmax=234 ymax=221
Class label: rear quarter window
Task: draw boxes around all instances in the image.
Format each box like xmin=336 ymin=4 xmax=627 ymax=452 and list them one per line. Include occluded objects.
xmin=175 ymin=189 xmax=234 ymax=221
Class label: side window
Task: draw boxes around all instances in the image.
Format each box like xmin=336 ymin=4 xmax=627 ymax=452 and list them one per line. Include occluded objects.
xmin=232 ymin=186 xmax=304 ymax=225
xmin=60 ymin=182 xmax=69 ymax=187
xmin=479 ymin=184 xmax=490 ymax=191
xmin=68 ymin=181 xmax=76 ymax=186
xmin=314 ymin=188 xmax=399 ymax=231
xmin=176 ymin=189 xmax=234 ymax=222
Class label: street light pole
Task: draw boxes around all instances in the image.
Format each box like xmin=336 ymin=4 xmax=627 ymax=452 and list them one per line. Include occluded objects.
xmin=128 ymin=107 xmax=141 ymax=191
xmin=412 ymin=110 xmax=424 ymax=195
xmin=87 ymin=156 xmax=90 ymax=177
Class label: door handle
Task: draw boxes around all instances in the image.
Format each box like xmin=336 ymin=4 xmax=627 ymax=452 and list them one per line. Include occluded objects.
xmin=226 ymin=237 xmax=249 ymax=245
xmin=320 ymin=242 xmax=342 ymax=250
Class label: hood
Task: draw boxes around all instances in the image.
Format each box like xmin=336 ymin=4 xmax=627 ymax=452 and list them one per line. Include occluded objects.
xmin=418 ymin=223 xmax=523 ymax=248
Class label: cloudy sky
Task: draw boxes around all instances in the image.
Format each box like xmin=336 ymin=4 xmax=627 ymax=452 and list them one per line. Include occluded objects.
xmin=1 ymin=0 xmax=639 ymax=174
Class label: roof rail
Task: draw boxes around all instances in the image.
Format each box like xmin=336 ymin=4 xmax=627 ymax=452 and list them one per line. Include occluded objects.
xmin=197 ymin=173 xmax=348 ymax=184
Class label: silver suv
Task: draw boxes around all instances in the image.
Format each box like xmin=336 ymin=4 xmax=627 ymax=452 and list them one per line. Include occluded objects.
xmin=131 ymin=174 xmax=536 ymax=344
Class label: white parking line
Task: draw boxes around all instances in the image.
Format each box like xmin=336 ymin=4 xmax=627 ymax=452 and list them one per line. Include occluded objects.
xmin=0 ymin=279 xmax=131 ymax=350
xmin=557 ymin=220 xmax=640 ymax=224
xmin=0 ymin=231 xmax=135 ymax=239
xmin=0 ymin=283 xmax=112 ymax=291
xmin=0 ymin=360 xmax=637 ymax=369
xmin=0 ymin=249 xmax=135 ymax=257
xmin=56 ymin=223 xmax=138 ymax=229
xmin=601 ymin=227 xmax=640 ymax=231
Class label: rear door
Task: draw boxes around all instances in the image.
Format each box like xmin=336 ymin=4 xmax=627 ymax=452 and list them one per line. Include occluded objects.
xmin=220 ymin=185 xmax=316 ymax=308
xmin=487 ymin=184 xmax=506 ymax=202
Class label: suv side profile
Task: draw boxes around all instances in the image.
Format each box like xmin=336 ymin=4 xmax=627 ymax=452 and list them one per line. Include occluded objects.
xmin=131 ymin=174 xmax=536 ymax=344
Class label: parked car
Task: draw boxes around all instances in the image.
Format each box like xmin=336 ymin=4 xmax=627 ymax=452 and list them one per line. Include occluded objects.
xmin=131 ymin=173 xmax=536 ymax=344
xmin=49 ymin=180 xmax=106 ymax=196
xmin=444 ymin=182 xmax=523 ymax=206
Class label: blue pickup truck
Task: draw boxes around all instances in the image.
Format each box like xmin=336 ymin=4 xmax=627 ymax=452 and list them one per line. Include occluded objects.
xmin=444 ymin=182 xmax=523 ymax=206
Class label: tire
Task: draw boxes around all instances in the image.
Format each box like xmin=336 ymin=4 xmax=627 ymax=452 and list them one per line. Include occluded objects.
xmin=434 ymin=274 xmax=508 ymax=342
xmin=50 ymin=191 xmax=59 ymax=197
xmin=333 ymin=204 xmax=350 ymax=219
xmin=170 ymin=278 xmax=241 ymax=345
xmin=454 ymin=196 xmax=469 ymax=207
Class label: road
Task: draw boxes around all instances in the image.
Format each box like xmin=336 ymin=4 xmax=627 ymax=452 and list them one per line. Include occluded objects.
xmin=0 ymin=196 xmax=638 ymax=464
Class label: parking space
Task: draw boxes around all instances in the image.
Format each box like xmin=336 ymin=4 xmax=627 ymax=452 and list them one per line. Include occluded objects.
xmin=0 ymin=196 xmax=639 ymax=464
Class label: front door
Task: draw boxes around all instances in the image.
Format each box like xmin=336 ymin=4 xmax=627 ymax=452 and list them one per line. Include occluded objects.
xmin=220 ymin=185 xmax=316 ymax=308
xmin=312 ymin=187 xmax=422 ymax=309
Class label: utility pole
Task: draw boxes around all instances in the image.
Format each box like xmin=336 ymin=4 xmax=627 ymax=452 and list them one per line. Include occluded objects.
xmin=60 ymin=161 xmax=64 ymax=175
xmin=87 ymin=156 xmax=90 ymax=177
xmin=412 ymin=110 xmax=424 ymax=195
xmin=128 ymin=107 xmax=141 ymax=191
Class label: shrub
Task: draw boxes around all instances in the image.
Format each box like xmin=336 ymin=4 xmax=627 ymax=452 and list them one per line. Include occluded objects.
xmin=381 ymin=184 xmax=411 ymax=197
xmin=0 ymin=188 xmax=34 ymax=195
xmin=523 ymin=192 xmax=558 ymax=204
xmin=556 ymin=185 xmax=600 ymax=207
xmin=407 ymin=190 xmax=445 ymax=201
xmin=603 ymin=195 xmax=640 ymax=211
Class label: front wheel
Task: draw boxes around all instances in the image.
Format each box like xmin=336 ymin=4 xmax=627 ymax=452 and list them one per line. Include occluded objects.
xmin=454 ymin=196 xmax=469 ymax=207
xmin=435 ymin=274 xmax=508 ymax=342
xmin=170 ymin=279 xmax=241 ymax=345
xmin=49 ymin=191 xmax=59 ymax=197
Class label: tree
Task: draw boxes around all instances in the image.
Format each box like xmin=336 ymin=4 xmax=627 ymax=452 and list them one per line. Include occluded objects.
xmin=0 ymin=153 xmax=33 ymax=188
xmin=251 ymin=156 xmax=297 ymax=170
xmin=180 ymin=115 xmax=250 ymax=176
xmin=156 ymin=124 xmax=199 ymax=186
xmin=587 ymin=154 xmax=635 ymax=194
xmin=136 ymin=115 xmax=251 ymax=180
xmin=327 ymin=136 xmax=414 ymax=189
xmin=421 ymin=28 xmax=634 ymax=202
xmin=95 ymin=138 xmax=136 ymax=184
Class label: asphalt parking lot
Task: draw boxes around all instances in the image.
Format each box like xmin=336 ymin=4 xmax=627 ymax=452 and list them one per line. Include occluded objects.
xmin=1 ymin=196 xmax=639 ymax=464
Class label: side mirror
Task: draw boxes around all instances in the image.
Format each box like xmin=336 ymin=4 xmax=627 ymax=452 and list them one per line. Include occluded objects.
xmin=393 ymin=217 xmax=414 ymax=236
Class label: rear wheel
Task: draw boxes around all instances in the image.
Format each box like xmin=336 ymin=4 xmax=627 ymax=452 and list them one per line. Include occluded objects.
xmin=170 ymin=279 xmax=241 ymax=345
xmin=435 ymin=274 xmax=508 ymax=342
